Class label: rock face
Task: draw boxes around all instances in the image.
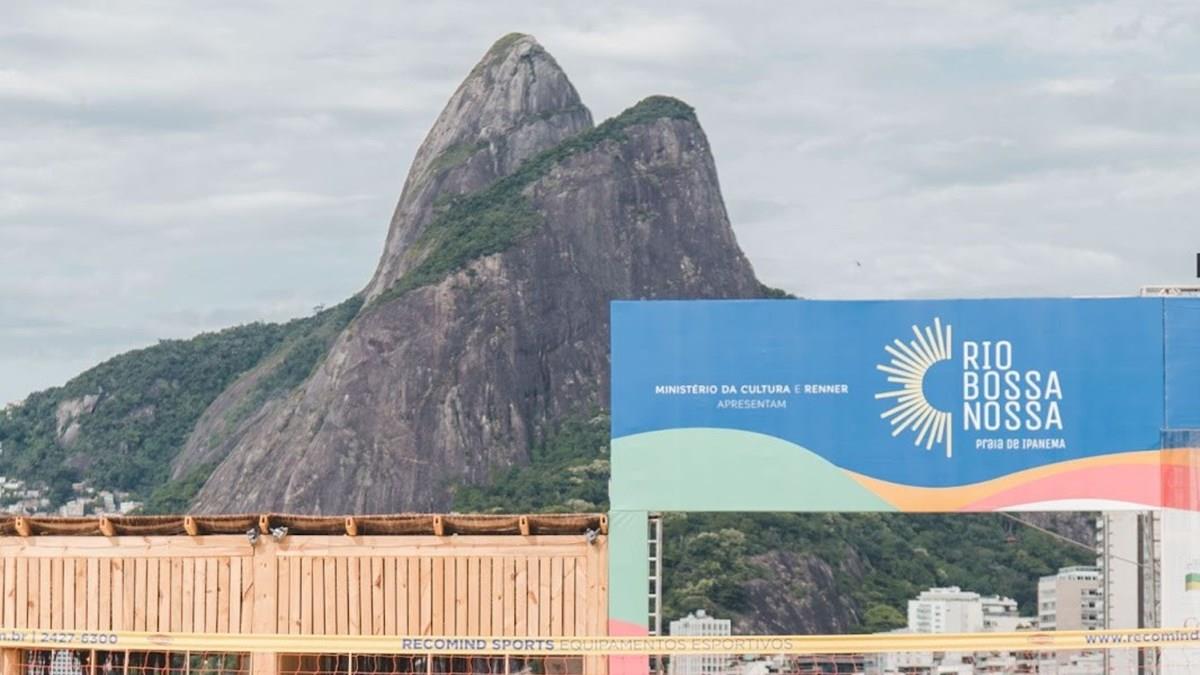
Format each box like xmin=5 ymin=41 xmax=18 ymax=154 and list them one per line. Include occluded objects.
xmin=364 ymin=33 xmax=594 ymax=301
xmin=179 ymin=34 xmax=763 ymax=513
xmin=736 ymin=550 xmax=864 ymax=635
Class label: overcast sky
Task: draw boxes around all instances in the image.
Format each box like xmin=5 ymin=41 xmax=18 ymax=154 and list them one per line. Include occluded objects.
xmin=3 ymin=2 xmax=1200 ymax=403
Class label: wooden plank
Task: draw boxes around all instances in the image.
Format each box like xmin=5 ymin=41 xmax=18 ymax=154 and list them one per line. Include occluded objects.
xmin=241 ymin=557 xmax=254 ymax=633
xmin=157 ymin=559 xmax=170 ymax=632
xmin=527 ymin=557 xmax=541 ymax=637
xmin=364 ymin=558 xmax=378 ymax=636
xmin=36 ymin=557 xmax=49 ymax=629
xmin=467 ymin=557 xmax=480 ymax=635
xmin=229 ymin=556 xmax=242 ymax=634
xmin=2 ymin=648 xmax=20 ymax=675
xmin=452 ymin=557 xmax=466 ymax=634
xmin=550 ymin=558 xmax=563 ymax=635
xmin=539 ymin=557 xmax=552 ymax=636
xmin=57 ymin=558 xmax=70 ymax=630
xmin=383 ymin=557 xmax=396 ymax=635
xmin=347 ymin=555 xmax=360 ymax=635
xmin=145 ymin=556 xmax=159 ymax=631
xmin=419 ymin=558 xmax=433 ymax=635
xmin=251 ymin=542 xmax=278 ymax=636
xmin=29 ymin=559 xmax=40 ymax=630
xmin=312 ymin=557 xmax=327 ymax=635
xmin=0 ymin=536 xmax=254 ymax=558
xmin=75 ymin=554 xmax=88 ymax=629
xmin=181 ymin=558 xmax=194 ymax=633
xmin=5 ymin=557 xmax=19 ymax=629
xmin=133 ymin=558 xmax=147 ymax=631
xmin=205 ymin=555 xmax=218 ymax=631
xmin=314 ymin=557 xmax=328 ymax=635
xmin=490 ymin=558 xmax=503 ymax=637
xmin=563 ymin=557 xmax=576 ymax=637
xmin=192 ymin=558 xmax=206 ymax=632
xmin=98 ymin=558 xmax=112 ymax=631
xmin=300 ymin=557 xmax=314 ymax=635
xmin=249 ymin=542 xmax=278 ymax=675
xmin=515 ymin=558 xmax=528 ymax=638
xmin=322 ymin=558 xmax=336 ymax=635
xmin=441 ymin=555 xmax=453 ymax=635
xmin=277 ymin=556 xmax=290 ymax=634
xmin=86 ymin=559 xmax=100 ymax=630
xmin=478 ymin=558 xmax=491 ymax=636
xmin=0 ymin=559 xmax=4 ymax=623
xmin=502 ymin=558 xmax=515 ymax=637
xmin=122 ymin=558 xmax=135 ymax=630
xmin=289 ymin=557 xmax=302 ymax=634
xmin=432 ymin=557 xmax=445 ymax=636
xmin=597 ymin=537 xmax=609 ymax=635
xmin=335 ymin=557 xmax=349 ymax=635
xmin=170 ymin=558 xmax=183 ymax=632
xmin=406 ymin=557 xmax=419 ymax=635
xmin=588 ymin=538 xmax=607 ymax=638
xmin=14 ymin=559 xmax=27 ymax=629
xmin=217 ymin=557 xmax=231 ymax=633
xmin=111 ymin=560 xmax=125 ymax=631
xmin=267 ymin=535 xmax=591 ymax=558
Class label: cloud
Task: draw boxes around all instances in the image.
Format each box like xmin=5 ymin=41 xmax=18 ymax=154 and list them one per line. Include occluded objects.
xmin=4 ymin=0 xmax=1200 ymax=402
xmin=546 ymin=13 xmax=733 ymax=62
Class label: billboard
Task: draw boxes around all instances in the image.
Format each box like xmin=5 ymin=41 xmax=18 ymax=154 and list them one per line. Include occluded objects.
xmin=610 ymin=297 xmax=1200 ymax=513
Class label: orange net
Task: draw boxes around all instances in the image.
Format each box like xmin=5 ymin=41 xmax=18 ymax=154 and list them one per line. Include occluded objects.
xmin=19 ymin=649 xmax=247 ymax=675
xmin=15 ymin=645 xmax=1194 ymax=674
xmin=278 ymin=655 xmax=582 ymax=675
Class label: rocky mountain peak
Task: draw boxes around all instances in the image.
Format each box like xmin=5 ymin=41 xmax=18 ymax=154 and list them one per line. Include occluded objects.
xmin=176 ymin=34 xmax=764 ymax=513
xmin=365 ymin=33 xmax=593 ymax=299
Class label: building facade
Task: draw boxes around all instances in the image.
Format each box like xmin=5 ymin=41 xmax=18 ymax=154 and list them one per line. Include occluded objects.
xmin=667 ymin=610 xmax=731 ymax=675
xmin=907 ymin=587 xmax=985 ymax=634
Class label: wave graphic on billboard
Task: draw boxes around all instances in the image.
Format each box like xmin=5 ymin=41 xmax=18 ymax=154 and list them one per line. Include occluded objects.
xmin=875 ymin=318 xmax=954 ymax=458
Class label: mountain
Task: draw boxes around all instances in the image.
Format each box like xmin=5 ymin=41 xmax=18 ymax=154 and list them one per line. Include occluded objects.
xmin=169 ymin=34 xmax=763 ymax=513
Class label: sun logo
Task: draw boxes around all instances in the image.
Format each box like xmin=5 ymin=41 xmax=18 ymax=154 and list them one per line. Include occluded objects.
xmin=875 ymin=318 xmax=955 ymax=458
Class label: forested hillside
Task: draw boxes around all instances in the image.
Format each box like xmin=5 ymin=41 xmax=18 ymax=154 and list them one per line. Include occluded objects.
xmin=0 ymin=298 xmax=362 ymax=511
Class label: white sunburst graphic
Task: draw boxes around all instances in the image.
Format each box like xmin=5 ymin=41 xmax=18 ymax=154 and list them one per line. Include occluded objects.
xmin=875 ymin=318 xmax=955 ymax=458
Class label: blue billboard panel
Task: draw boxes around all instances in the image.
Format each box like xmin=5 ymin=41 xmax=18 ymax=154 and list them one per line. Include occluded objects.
xmin=610 ymin=298 xmax=1198 ymax=512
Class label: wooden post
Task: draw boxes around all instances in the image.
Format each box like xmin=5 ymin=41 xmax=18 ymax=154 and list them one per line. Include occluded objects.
xmin=345 ymin=517 xmax=358 ymax=537
xmin=518 ymin=517 xmax=530 ymax=537
xmin=250 ymin=539 xmax=279 ymax=675
xmin=184 ymin=517 xmax=200 ymax=536
xmin=98 ymin=517 xmax=116 ymax=537
xmin=432 ymin=516 xmax=445 ymax=537
xmin=258 ymin=515 xmax=271 ymax=535
xmin=1 ymin=648 xmax=22 ymax=675
xmin=13 ymin=518 xmax=30 ymax=537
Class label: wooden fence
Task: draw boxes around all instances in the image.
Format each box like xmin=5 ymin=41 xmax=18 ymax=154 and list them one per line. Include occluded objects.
xmin=0 ymin=531 xmax=608 ymax=675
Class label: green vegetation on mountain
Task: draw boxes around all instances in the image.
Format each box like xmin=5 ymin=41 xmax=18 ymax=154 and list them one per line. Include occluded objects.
xmin=371 ymin=97 xmax=698 ymax=307
xmin=452 ymin=416 xmax=1092 ymax=632
xmin=143 ymin=462 xmax=215 ymax=514
xmin=224 ymin=296 xmax=363 ymax=429
xmin=453 ymin=413 xmax=610 ymax=513
xmin=759 ymin=283 xmax=797 ymax=299
xmin=0 ymin=297 xmax=363 ymax=508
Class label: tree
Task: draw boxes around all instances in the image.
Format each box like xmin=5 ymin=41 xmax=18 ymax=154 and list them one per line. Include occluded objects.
xmin=862 ymin=604 xmax=906 ymax=633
